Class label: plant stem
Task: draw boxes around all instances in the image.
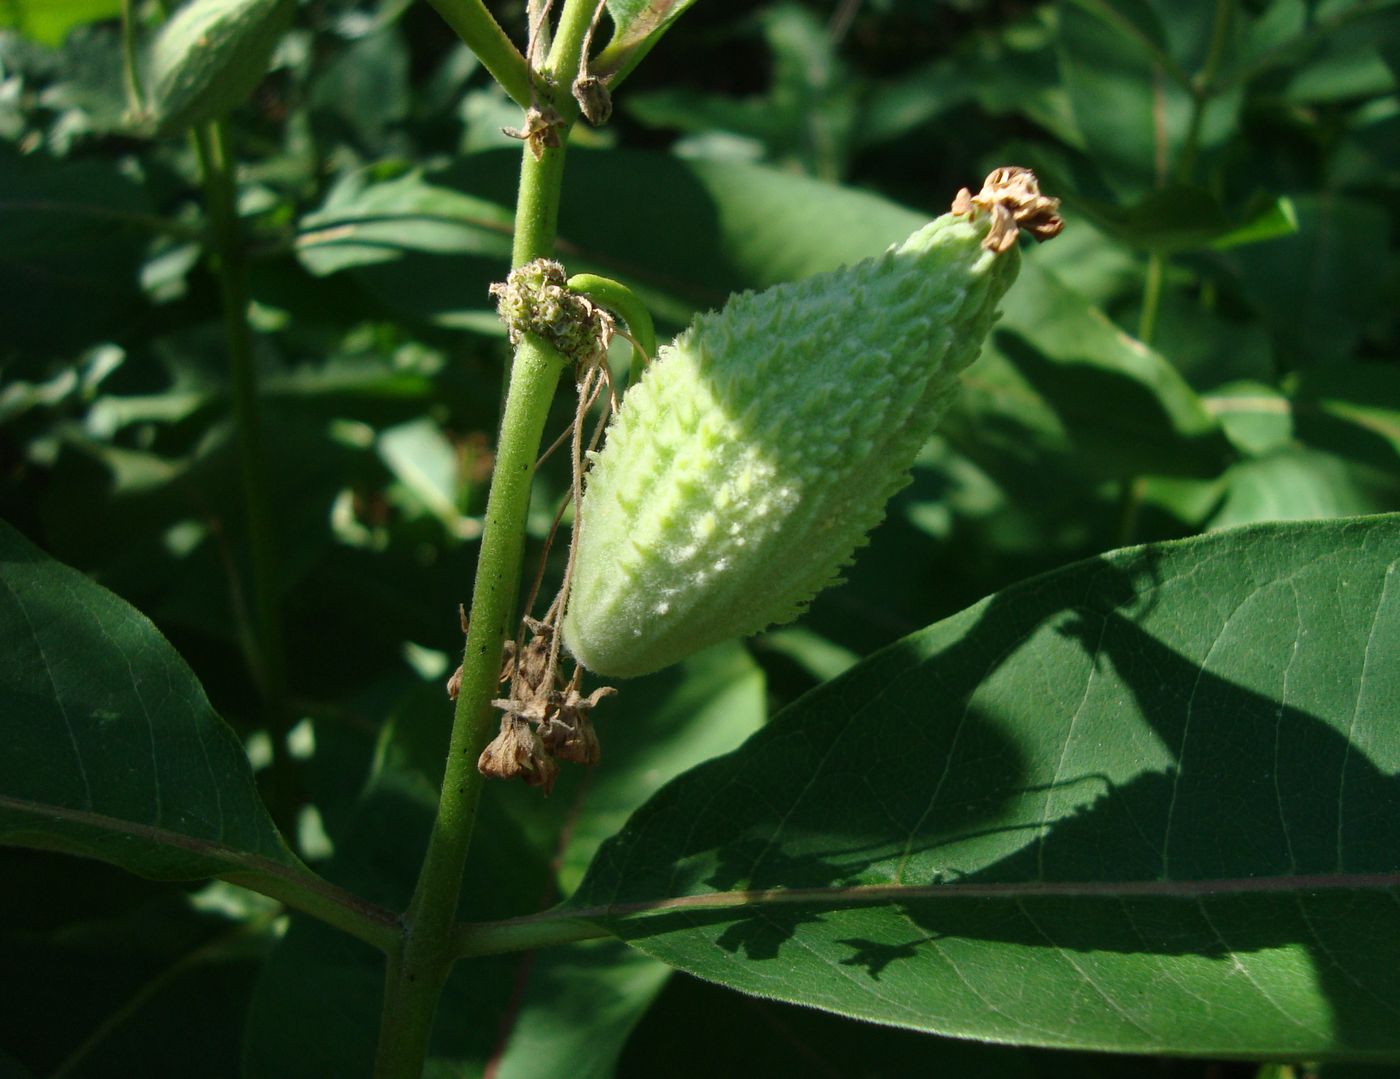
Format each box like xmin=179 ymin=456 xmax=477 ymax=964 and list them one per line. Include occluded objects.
xmin=191 ymin=120 xmax=296 ymax=829
xmin=1137 ymin=251 xmax=1164 ymax=346
xmin=1175 ymin=0 xmax=1233 ymax=185
xmin=425 ymin=0 xmax=534 ymax=108
xmin=372 ymin=4 xmax=602 ymax=1073
xmin=454 ymin=911 xmax=609 ymax=958
xmin=372 ymin=335 xmax=565 ymax=1079
xmin=119 ymin=0 xmax=145 ymax=118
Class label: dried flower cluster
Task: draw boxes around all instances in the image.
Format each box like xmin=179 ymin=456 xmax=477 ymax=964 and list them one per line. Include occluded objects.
xmin=455 ymin=617 xmax=614 ymax=795
xmin=951 ymin=166 xmax=1063 ymax=254
xmin=488 ymin=258 xmax=613 ymax=366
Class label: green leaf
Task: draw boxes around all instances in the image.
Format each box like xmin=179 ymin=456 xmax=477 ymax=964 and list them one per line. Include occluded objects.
xmin=145 ymin=0 xmax=295 ymax=134
xmin=0 ymin=0 xmax=120 ymax=46
xmin=620 ymin=968 xmax=1169 ymax=1077
xmin=492 ymin=941 xmax=672 ymax=1079
xmin=1293 ymin=362 xmax=1400 ymax=474
xmin=1205 ymin=381 xmax=1295 ymax=458
xmin=0 ymin=145 xmax=152 ymax=358
xmin=0 ymin=518 xmax=296 ymax=881
xmin=952 ymin=261 xmax=1233 ymax=481
xmin=294 ymin=166 xmax=514 ymax=328
xmin=570 ymin=516 xmax=1400 ymax=1059
xmin=1058 ymin=1 xmax=1238 ymax=197
xmin=489 ymin=645 xmax=767 ymax=1075
xmin=0 ymin=856 xmax=277 ymax=1078
xmin=596 ymin=0 xmax=700 ymax=84
xmin=1076 ymin=186 xmax=1298 ymax=254
xmin=1226 ymin=194 xmax=1391 ymax=366
xmin=1283 ymin=6 xmax=1400 ymax=102
xmin=1209 ymin=448 xmax=1400 ymax=531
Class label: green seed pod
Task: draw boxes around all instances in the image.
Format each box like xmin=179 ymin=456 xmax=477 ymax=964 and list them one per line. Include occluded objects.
xmin=562 ymin=169 xmax=1062 ymax=678
xmin=146 ymin=0 xmax=295 ymax=135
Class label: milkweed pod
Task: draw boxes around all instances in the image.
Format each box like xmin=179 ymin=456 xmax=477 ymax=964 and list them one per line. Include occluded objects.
xmin=146 ymin=0 xmax=295 ymax=134
xmin=562 ymin=168 xmax=1062 ymax=678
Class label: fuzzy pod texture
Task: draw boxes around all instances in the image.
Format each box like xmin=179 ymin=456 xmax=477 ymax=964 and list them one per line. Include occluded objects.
xmin=562 ymin=171 xmax=1059 ymax=678
xmin=146 ymin=0 xmax=295 ymax=135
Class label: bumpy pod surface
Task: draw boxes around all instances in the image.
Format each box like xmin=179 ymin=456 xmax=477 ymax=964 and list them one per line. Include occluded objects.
xmin=562 ymin=171 xmax=1059 ymax=678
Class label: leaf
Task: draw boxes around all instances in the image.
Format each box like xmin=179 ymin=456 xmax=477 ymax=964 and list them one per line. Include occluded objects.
xmin=1076 ymin=186 xmax=1298 ymax=253
xmin=294 ymin=166 xmax=514 ymax=327
xmin=1225 ymin=194 xmax=1391 ymax=366
xmin=0 ymin=854 xmax=277 ymax=1077
xmin=0 ymin=0 xmax=120 ymax=46
xmin=306 ymin=26 xmax=410 ymax=145
xmin=596 ymin=0 xmax=700 ymax=84
xmin=620 ymin=968 xmax=1170 ymax=1077
xmin=488 ymin=644 xmax=768 ymax=1076
xmin=492 ymin=941 xmax=672 ymax=1079
xmin=0 ymin=145 xmax=151 ymax=358
xmin=1293 ymin=362 xmax=1400 ymax=474
xmin=1058 ymin=1 xmax=1237 ymax=197
xmin=569 ymin=516 xmax=1400 ymax=1059
xmin=0 ymin=517 xmax=300 ymax=882
xmin=1283 ymin=6 xmax=1400 ymax=102
xmin=952 ymin=261 xmax=1233 ymax=481
xmin=1209 ymin=449 xmax=1400 ymax=531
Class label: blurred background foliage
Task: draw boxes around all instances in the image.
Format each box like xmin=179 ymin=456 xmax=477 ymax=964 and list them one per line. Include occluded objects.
xmin=1 ymin=0 xmax=1398 ymax=1075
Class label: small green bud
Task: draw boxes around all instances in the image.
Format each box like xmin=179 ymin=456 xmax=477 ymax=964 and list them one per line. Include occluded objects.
xmin=562 ymin=169 xmax=1061 ymax=678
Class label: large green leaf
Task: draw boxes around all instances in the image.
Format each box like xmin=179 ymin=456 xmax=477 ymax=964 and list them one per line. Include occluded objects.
xmin=0 ymin=518 xmax=299 ymax=882
xmin=568 ymin=515 xmax=1400 ymax=1058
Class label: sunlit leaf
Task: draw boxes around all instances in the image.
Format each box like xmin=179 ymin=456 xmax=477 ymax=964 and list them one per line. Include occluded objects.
xmin=572 ymin=516 xmax=1400 ymax=1059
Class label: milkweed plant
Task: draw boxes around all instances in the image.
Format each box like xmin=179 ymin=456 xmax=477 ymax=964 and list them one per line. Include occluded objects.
xmin=2 ymin=1 xmax=1399 ymax=1077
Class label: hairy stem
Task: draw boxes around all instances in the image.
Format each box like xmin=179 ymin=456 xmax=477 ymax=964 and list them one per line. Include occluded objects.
xmin=372 ymin=3 xmax=603 ymax=1073
xmin=425 ymin=0 xmax=534 ymax=108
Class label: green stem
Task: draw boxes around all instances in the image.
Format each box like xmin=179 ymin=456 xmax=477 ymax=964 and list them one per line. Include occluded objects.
xmin=372 ymin=5 xmax=601 ymax=1074
xmin=1175 ymin=0 xmax=1233 ymax=185
xmin=425 ymin=0 xmax=534 ymax=108
xmin=372 ymin=336 xmax=565 ymax=1079
xmin=454 ymin=911 xmax=609 ymax=958
xmin=222 ymin=867 xmax=401 ymax=952
xmin=119 ymin=0 xmax=145 ymax=118
xmin=1138 ymin=251 xmax=1164 ymax=346
xmin=191 ymin=121 xmax=295 ymax=827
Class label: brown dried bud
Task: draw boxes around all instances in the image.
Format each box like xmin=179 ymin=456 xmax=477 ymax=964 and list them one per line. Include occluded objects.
xmin=572 ymin=74 xmax=612 ymax=125
xmin=478 ymin=716 xmax=559 ymax=794
xmin=952 ymin=166 xmax=1063 ymax=253
xmin=501 ymin=104 xmax=564 ymax=161
xmin=540 ymin=712 xmax=600 ymax=765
